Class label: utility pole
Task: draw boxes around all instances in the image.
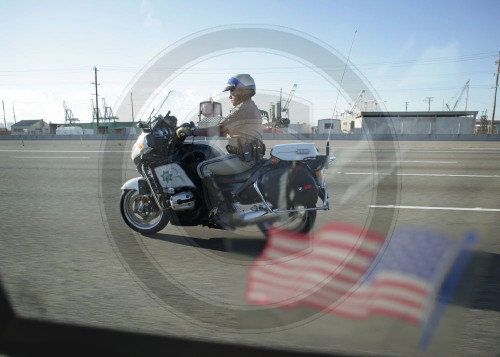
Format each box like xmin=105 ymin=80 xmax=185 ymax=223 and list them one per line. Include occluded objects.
xmin=465 ymin=81 xmax=469 ymax=111
xmin=91 ymin=67 xmax=100 ymax=129
xmin=2 ymin=100 xmax=6 ymax=131
xmin=130 ymin=92 xmax=135 ymax=122
xmin=278 ymin=88 xmax=282 ymax=121
xmin=12 ymin=105 xmax=17 ymax=123
xmin=404 ymin=101 xmax=409 ymax=112
xmin=490 ymin=51 xmax=500 ymax=134
xmin=424 ymin=97 xmax=433 ymax=111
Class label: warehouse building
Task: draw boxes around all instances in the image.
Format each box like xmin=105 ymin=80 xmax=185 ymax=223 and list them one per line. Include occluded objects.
xmin=359 ymin=111 xmax=478 ymax=135
xmin=10 ymin=120 xmax=50 ymax=135
xmin=317 ymin=119 xmax=342 ymax=134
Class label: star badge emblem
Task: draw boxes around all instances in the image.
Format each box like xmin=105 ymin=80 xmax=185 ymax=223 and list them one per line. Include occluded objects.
xmin=161 ymin=170 xmax=173 ymax=183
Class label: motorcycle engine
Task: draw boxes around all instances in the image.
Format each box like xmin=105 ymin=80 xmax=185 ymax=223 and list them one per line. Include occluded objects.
xmin=169 ymin=191 xmax=196 ymax=211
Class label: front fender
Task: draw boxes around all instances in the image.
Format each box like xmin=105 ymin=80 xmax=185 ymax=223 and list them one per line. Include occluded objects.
xmin=121 ymin=177 xmax=143 ymax=191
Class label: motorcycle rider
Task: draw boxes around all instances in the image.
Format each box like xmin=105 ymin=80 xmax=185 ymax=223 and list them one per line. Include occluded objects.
xmin=175 ymin=74 xmax=264 ymax=224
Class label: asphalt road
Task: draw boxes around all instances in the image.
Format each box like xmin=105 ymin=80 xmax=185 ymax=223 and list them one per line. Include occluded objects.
xmin=0 ymin=138 xmax=499 ymax=356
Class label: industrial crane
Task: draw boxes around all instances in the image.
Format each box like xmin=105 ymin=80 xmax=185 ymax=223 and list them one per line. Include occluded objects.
xmin=281 ymin=83 xmax=297 ymax=116
xmin=266 ymin=84 xmax=298 ymax=129
xmin=346 ymin=90 xmax=365 ymax=115
xmin=63 ymin=101 xmax=79 ymax=125
xmin=446 ymin=80 xmax=470 ymax=111
xmin=277 ymin=83 xmax=297 ymax=127
xmin=339 ymin=90 xmax=365 ymax=133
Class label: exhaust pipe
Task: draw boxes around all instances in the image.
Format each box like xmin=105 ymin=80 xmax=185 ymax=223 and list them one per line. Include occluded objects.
xmin=236 ymin=210 xmax=285 ymax=226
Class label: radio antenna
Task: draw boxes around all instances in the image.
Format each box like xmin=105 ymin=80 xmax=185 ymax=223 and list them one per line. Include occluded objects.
xmin=325 ymin=30 xmax=357 ymax=167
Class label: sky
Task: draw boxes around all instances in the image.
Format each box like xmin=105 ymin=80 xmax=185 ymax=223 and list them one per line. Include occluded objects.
xmin=1 ymin=0 xmax=499 ymax=128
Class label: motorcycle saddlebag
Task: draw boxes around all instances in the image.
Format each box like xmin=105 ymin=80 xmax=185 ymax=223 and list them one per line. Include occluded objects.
xmin=287 ymin=163 xmax=319 ymax=208
xmin=259 ymin=163 xmax=318 ymax=209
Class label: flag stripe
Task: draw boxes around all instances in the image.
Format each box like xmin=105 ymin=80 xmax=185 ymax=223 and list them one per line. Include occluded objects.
xmin=251 ymin=266 xmax=361 ymax=288
xmin=249 ymin=274 xmax=357 ymax=298
xmin=252 ymin=257 xmax=370 ymax=280
xmin=263 ymin=238 xmax=380 ymax=267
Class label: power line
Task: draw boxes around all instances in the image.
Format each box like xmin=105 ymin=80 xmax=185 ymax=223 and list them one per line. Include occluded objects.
xmin=1 ymin=51 xmax=496 ymax=74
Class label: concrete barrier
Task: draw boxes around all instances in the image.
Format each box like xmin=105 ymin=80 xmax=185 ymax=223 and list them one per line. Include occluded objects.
xmin=0 ymin=133 xmax=499 ymax=141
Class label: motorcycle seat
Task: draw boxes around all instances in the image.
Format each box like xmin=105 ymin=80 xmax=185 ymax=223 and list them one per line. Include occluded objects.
xmin=215 ymin=160 xmax=267 ymax=185
xmin=215 ymin=167 xmax=256 ymax=185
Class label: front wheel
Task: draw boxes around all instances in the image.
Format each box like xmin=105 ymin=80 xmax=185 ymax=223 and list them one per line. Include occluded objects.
xmin=258 ymin=205 xmax=317 ymax=237
xmin=120 ymin=190 xmax=169 ymax=235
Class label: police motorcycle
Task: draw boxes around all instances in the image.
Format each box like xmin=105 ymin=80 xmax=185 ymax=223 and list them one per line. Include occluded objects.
xmin=120 ymin=93 xmax=330 ymax=236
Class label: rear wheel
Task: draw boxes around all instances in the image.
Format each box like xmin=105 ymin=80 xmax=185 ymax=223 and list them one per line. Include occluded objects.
xmin=258 ymin=204 xmax=317 ymax=237
xmin=120 ymin=190 xmax=169 ymax=235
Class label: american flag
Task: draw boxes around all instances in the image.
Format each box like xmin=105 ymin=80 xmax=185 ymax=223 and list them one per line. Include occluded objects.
xmin=246 ymin=223 xmax=465 ymax=326
xmin=246 ymin=223 xmax=386 ymax=309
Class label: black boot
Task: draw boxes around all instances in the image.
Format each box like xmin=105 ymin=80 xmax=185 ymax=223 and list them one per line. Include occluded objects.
xmin=202 ymin=176 xmax=234 ymax=225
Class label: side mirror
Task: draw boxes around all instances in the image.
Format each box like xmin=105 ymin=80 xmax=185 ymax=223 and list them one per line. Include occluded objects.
xmin=137 ymin=121 xmax=151 ymax=132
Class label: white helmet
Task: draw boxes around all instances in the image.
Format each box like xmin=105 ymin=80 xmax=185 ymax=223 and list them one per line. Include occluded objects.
xmin=223 ymin=74 xmax=256 ymax=94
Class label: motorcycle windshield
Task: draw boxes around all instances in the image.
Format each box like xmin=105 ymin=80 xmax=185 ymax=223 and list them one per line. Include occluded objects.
xmin=148 ymin=90 xmax=224 ymax=128
xmin=152 ymin=90 xmax=187 ymax=119
xmin=144 ymin=90 xmax=187 ymax=129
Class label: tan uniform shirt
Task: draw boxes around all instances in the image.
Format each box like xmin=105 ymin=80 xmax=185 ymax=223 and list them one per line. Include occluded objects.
xmin=220 ymin=99 xmax=263 ymax=148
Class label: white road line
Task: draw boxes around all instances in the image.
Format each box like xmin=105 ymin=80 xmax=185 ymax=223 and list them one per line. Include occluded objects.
xmin=369 ymin=205 xmax=500 ymax=212
xmin=0 ymin=149 xmax=129 ymax=153
xmin=333 ymin=149 xmax=500 ymax=153
xmin=339 ymin=160 xmax=458 ymax=164
xmin=338 ymin=172 xmax=500 ymax=178
xmin=403 ymin=149 xmax=500 ymax=153
xmin=13 ymin=156 xmax=90 ymax=159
